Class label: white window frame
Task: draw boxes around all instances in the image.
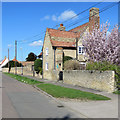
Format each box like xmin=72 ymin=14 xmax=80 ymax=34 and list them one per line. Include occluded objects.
xmin=46 ymin=63 xmax=48 ymax=70
xmin=46 ymin=48 xmax=49 ymax=56
xmin=78 ymin=46 xmax=85 ymax=55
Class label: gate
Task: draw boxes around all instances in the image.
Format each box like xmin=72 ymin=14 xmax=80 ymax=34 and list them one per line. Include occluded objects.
xmin=59 ymin=71 xmax=63 ymax=81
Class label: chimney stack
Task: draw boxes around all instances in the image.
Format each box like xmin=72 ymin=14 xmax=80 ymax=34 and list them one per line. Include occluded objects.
xmin=89 ymin=7 xmax=100 ymax=32
xmin=58 ymin=24 xmax=65 ymax=31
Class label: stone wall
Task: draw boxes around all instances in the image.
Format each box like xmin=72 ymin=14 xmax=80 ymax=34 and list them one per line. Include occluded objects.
xmin=63 ymin=49 xmax=76 ymax=59
xmin=42 ymin=69 xmax=116 ymax=93
xmin=2 ymin=67 xmax=42 ymax=78
xmin=63 ymin=70 xmax=115 ymax=93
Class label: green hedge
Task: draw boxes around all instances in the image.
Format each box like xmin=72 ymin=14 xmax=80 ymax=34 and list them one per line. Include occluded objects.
xmin=63 ymin=56 xmax=73 ymax=64
xmin=34 ymin=59 xmax=42 ymax=75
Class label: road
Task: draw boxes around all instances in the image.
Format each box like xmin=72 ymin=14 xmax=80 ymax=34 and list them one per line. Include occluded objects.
xmin=1 ymin=73 xmax=82 ymax=118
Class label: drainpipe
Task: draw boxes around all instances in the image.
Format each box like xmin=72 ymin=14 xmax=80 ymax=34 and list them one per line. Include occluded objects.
xmin=42 ymin=51 xmax=43 ymax=80
xmin=62 ymin=52 xmax=64 ymax=70
xmin=54 ymin=47 xmax=56 ymax=70
xmin=76 ymin=37 xmax=78 ymax=60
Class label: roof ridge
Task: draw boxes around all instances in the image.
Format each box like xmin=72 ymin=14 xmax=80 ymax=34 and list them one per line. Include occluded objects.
xmin=51 ymin=39 xmax=75 ymax=42
xmin=47 ymin=27 xmax=77 ymax=33
xmin=69 ymin=22 xmax=89 ymax=32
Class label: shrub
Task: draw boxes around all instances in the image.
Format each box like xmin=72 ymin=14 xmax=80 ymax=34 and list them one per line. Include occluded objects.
xmin=86 ymin=61 xmax=120 ymax=72
xmin=39 ymin=67 xmax=42 ymax=75
xmin=34 ymin=59 xmax=42 ymax=75
xmin=63 ymin=56 xmax=73 ymax=64
xmin=64 ymin=60 xmax=80 ymax=70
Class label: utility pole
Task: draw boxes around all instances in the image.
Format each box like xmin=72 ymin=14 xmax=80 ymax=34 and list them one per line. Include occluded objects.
xmin=8 ymin=48 xmax=9 ymax=73
xmin=20 ymin=47 xmax=23 ymax=75
xmin=15 ymin=40 xmax=17 ymax=74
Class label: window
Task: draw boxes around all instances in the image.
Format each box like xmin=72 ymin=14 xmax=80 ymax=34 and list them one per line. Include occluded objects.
xmin=46 ymin=48 xmax=48 ymax=56
xmin=78 ymin=46 xmax=85 ymax=54
xmin=46 ymin=63 xmax=48 ymax=70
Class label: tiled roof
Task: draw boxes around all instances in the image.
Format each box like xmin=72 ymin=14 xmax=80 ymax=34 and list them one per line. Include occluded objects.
xmin=1 ymin=57 xmax=6 ymax=65
xmin=47 ymin=22 xmax=89 ymax=48
xmin=38 ymin=52 xmax=42 ymax=57
xmin=47 ymin=28 xmax=77 ymax=38
xmin=50 ymin=40 xmax=76 ymax=47
xmin=69 ymin=22 xmax=89 ymax=32
xmin=12 ymin=57 xmax=19 ymax=62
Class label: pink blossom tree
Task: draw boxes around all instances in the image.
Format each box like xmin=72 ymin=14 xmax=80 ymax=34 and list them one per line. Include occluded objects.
xmin=82 ymin=23 xmax=120 ymax=65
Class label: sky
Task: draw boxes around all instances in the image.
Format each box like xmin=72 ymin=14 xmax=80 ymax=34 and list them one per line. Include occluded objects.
xmin=2 ymin=2 xmax=118 ymax=61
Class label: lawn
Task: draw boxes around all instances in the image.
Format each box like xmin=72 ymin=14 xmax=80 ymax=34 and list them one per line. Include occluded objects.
xmin=37 ymin=83 xmax=111 ymax=100
xmin=4 ymin=72 xmax=43 ymax=85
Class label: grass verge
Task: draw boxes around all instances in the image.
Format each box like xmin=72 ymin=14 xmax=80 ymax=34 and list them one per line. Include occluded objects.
xmin=4 ymin=72 xmax=43 ymax=85
xmin=4 ymin=72 xmax=111 ymax=100
xmin=113 ymin=90 xmax=120 ymax=95
xmin=37 ymin=83 xmax=111 ymax=100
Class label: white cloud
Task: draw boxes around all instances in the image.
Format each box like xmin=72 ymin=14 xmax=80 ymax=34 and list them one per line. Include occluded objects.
xmin=58 ymin=10 xmax=78 ymax=21
xmin=52 ymin=15 xmax=57 ymax=21
xmin=41 ymin=15 xmax=50 ymax=20
xmin=29 ymin=40 xmax=43 ymax=46
xmin=41 ymin=10 xmax=78 ymax=22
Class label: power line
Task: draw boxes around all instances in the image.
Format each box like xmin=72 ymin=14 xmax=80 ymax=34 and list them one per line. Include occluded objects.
xmin=20 ymin=2 xmax=118 ymax=45
xmin=49 ymin=0 xmax=105 ymax=29
xmin=19 ymin=38 xmax=44 ymax=45
xmin=65 ymin=2 xmax=118 ymax=29
xmin=17 ymin=34 xmax=42 ymax=43
xmin=18 ymin=1 xmax=104 ymax=43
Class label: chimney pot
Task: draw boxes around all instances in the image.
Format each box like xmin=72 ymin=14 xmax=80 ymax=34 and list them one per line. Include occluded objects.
xmin=60 ymin=24 xmax=63 ymax=27
xmin=58 ymin=23 xmax=65 ymax=31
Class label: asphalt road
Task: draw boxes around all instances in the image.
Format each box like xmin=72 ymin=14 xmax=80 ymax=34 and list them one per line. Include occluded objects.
xmin=2 ymin=73 xmax=80 ymax=118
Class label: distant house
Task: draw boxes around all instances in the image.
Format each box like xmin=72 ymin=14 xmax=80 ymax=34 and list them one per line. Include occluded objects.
xmin=0 ymin=56 xmax=9 ymax=69
xmin=12 ymin=57 xmax=19 ymax=63
xmin=20 ymin=61 xmax=34 ymax=71
xmin=38 ymin=52 xmax=43 ymax=60
xmin=42 ymin=7 xmax=100 ymax=80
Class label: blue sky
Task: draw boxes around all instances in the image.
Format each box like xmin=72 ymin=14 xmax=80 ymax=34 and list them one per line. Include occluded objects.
xmin=2 ymin=2 xmax=118 ymax=61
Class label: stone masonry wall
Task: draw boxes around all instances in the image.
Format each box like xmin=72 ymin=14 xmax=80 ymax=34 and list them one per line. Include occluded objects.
xmin=2 ymin=67 xmax=42 ymax=78
xmin=78 ymin=27 xmax=89 ymax=61
xmin=46 ymin=70 xmax=115 ymax=93
xmin=63 ymin=49 xmax=76 ymax=59
xmin=63 ymin=70 xmax=115 ymax=93
xmin=43 ymin=31 xmax=54 ymax=80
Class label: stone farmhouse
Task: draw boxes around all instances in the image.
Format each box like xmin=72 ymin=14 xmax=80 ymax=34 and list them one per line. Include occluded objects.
xmin=43 ymin=7 xmax=100 ymax=80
